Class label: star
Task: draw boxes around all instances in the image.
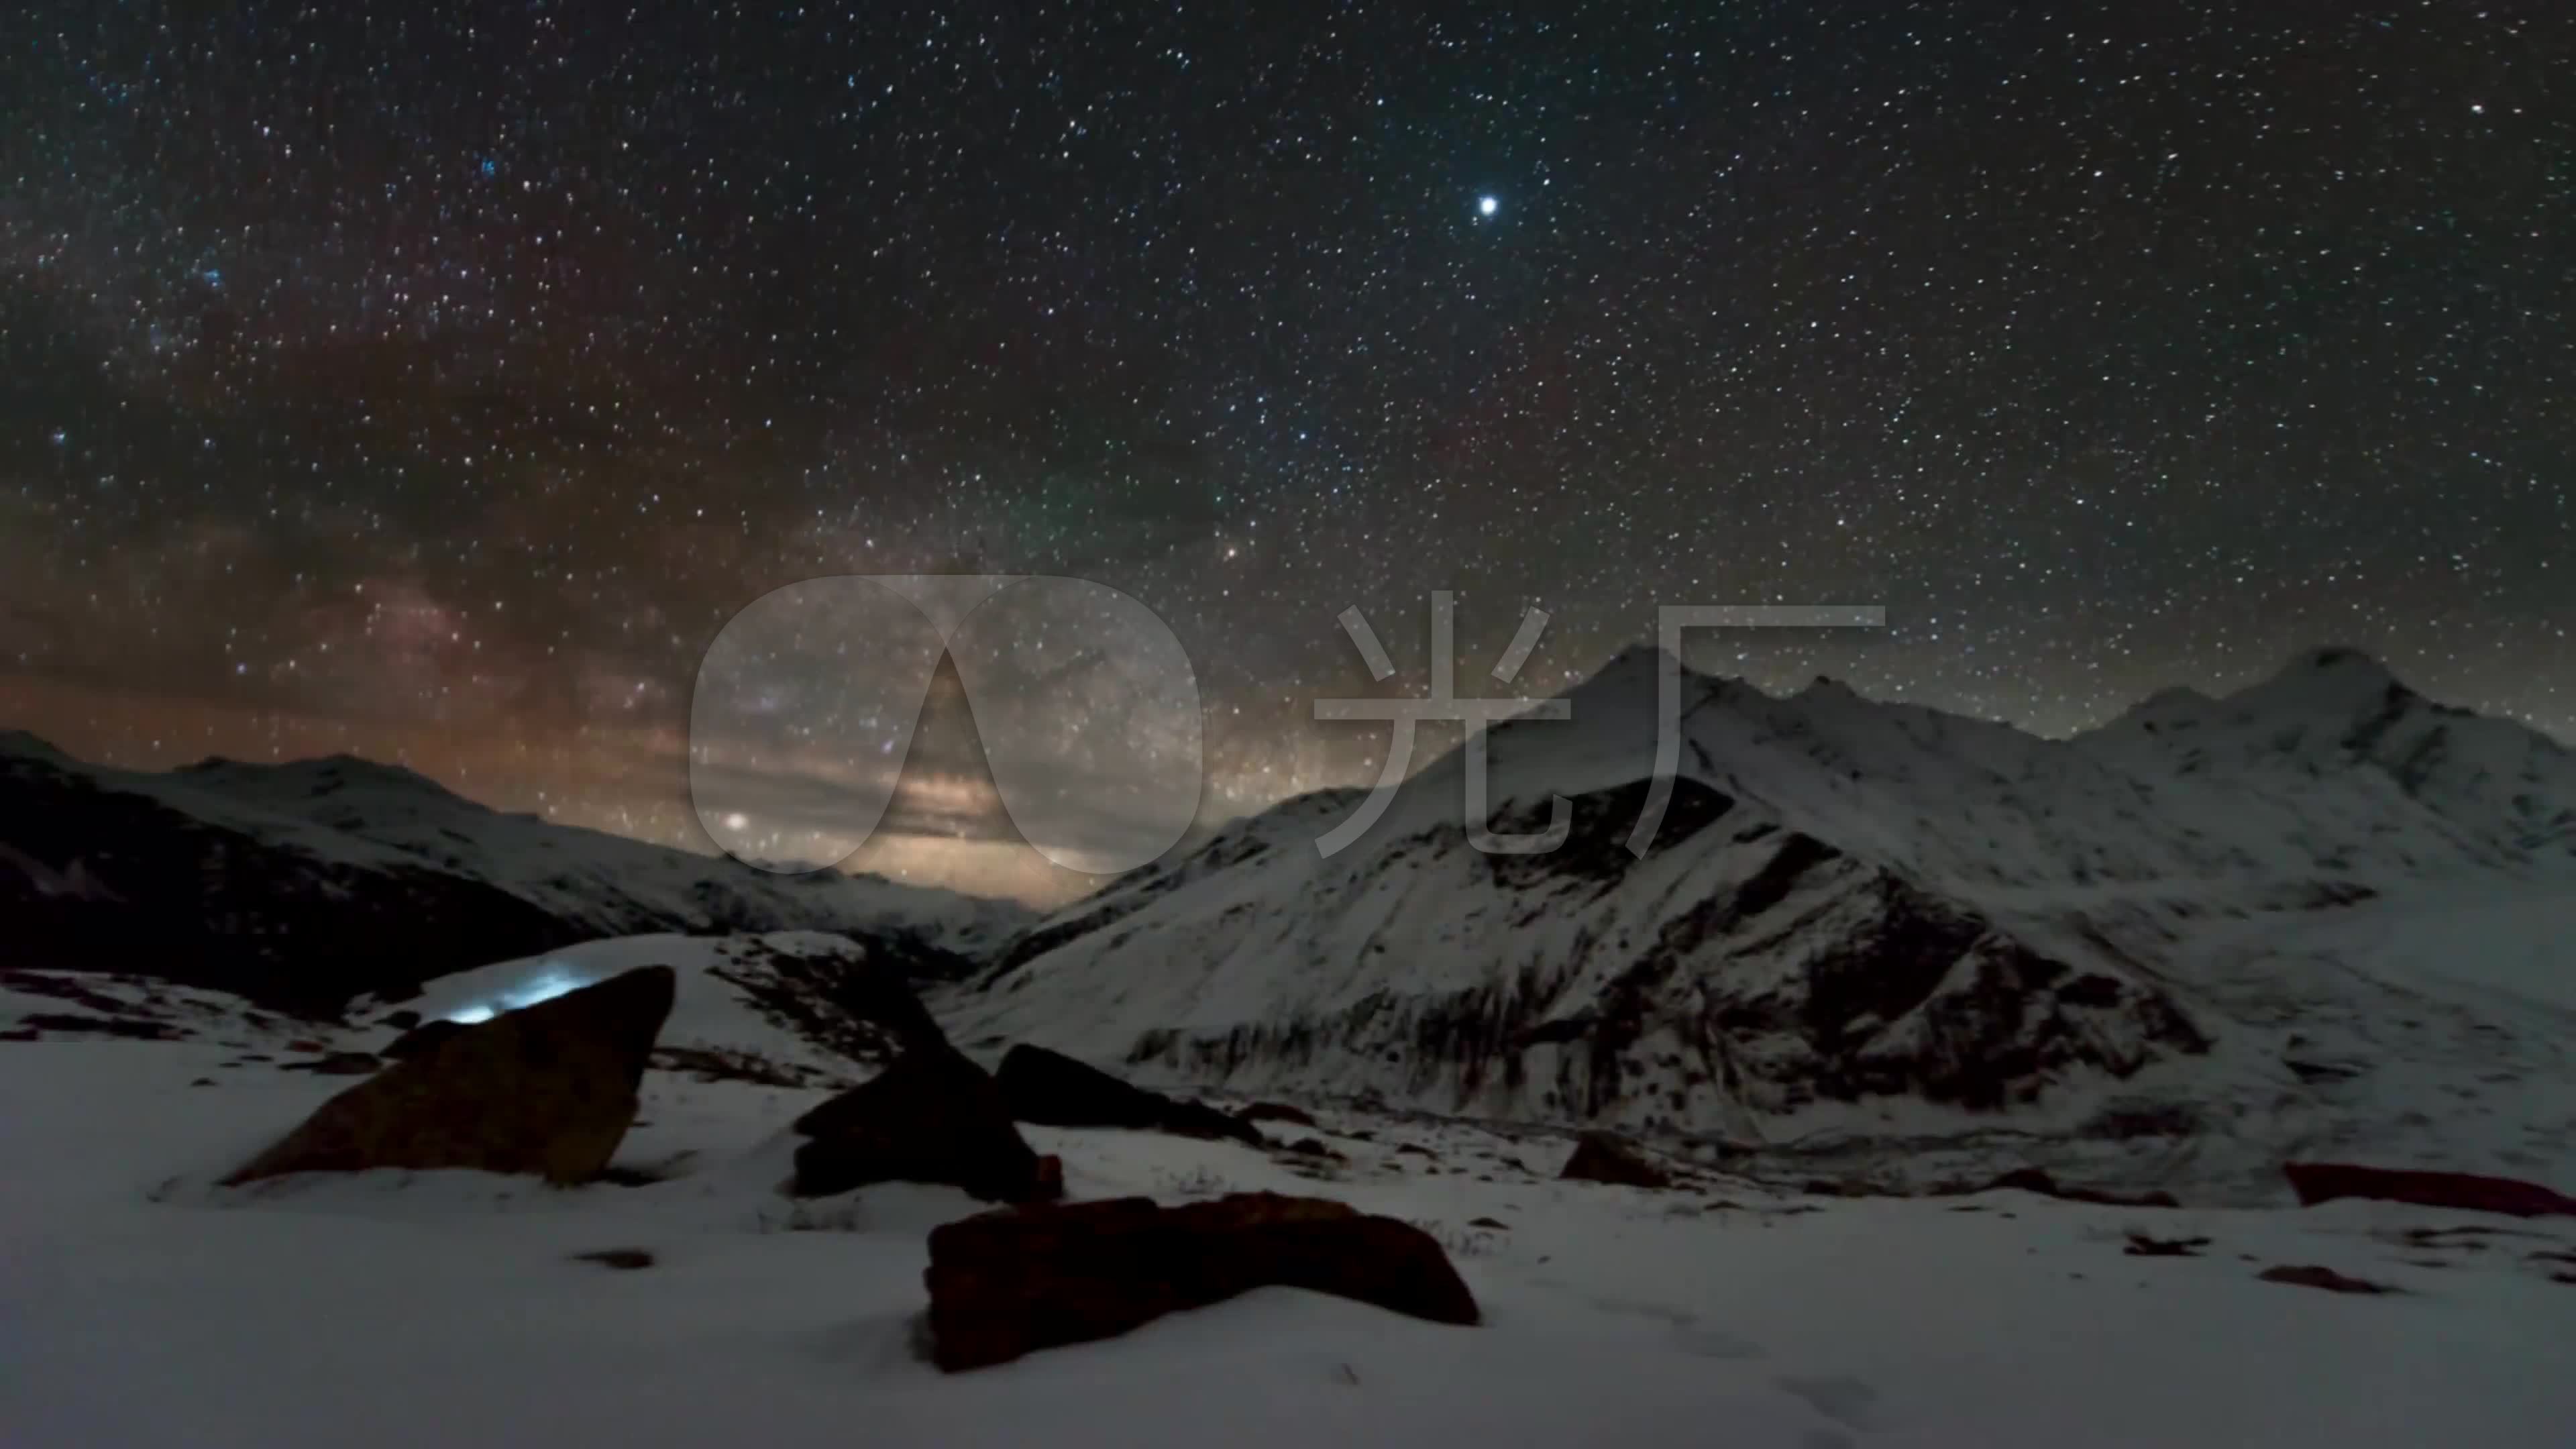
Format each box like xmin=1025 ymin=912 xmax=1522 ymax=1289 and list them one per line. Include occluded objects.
xmin=1478 ymin=195 xmax=1499 ymax=217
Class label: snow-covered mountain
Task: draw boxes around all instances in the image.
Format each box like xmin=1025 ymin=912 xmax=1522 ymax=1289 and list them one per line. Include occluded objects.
xmin=953 ymin=647 xmax=2576 ymax=1197
xmin=0 ymin=733 xmax=1030 ymax=1012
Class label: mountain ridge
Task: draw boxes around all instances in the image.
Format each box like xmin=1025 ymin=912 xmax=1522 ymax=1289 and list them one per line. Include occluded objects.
xmin=951 ymin=643 xmax=2576 ymax=1199
xmin=0 ymin=731 xmax=1031 ymax=1012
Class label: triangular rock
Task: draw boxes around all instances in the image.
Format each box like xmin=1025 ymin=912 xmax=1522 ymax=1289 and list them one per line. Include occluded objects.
xmin=995 ymin=1042 xmax=1265 ymax=1146
xmin=790 ymin=1047 xmax=1055 ymax=1203
xmin=221 ymin=965 xmax=674 ymax=1187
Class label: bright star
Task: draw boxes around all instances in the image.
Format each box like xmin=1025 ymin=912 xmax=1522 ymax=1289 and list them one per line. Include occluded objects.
xmin=1478 ymin=195 xmax=1499 ymax=217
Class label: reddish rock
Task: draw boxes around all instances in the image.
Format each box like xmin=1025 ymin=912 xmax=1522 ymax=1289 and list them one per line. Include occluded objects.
xmin=381 ymin=1018 xmax=468 ymax=1061
xmin=222 ymin=966 xmax=673 ymax=1187
xmin=2282 ymin=1163 xmax=2576 ymax=1218
xmin=1560 ymin=1131 xmax=1673 ymax=1189
xmin=922 ymin=1191 xmax=1480 ymax=1371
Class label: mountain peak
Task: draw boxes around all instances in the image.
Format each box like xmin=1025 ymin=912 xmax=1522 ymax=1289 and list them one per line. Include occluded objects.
xmin=2276 ymin=645 xmax=2397 ymax=684
xmin=2231 ymin=645 xmax=2412 ymax=717
xmin=0 ymin=729 xmax=70 ymax=765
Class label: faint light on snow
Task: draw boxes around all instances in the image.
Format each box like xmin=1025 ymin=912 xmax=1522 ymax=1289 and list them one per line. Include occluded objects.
xmin=441 ymin=962 xmax=595 ymax=1024
xmin=723 ymin=811 xmax=751 ymax=831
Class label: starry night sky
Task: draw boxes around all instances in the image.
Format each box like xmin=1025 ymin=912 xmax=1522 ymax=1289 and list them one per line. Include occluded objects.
xmin=3 ymin=3 xmax=2569 ymax=900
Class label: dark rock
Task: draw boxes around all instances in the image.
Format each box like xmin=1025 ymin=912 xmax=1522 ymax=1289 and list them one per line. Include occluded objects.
xmin=922 ymin=1191 xmax=1480 ymax=1371
xmin=1967 ymin=1167 xmax=2180 ymax=1209
xmin=17 ymin=1012 xmax=188 ymax=1041
xmin=189 ymin=1077 xmax=216 ymax=1087
xmin=1466 ymin=1216 xmax=1510 ymax=1230
xmin=280 ymin=1051 xmax=382 ymax=1076
xmin=220 ymin=965 xmax=674 ymax=1187
xmin=1 ymin=1026 xmax=43 ymax=1042
xmin=2283 ymin=1162 xmax=2576 ymax=1218
xmin=2123 ymin=1232 xmax=2210 ymax=1258
xmin=1279 ymin=1136 xmax=1344 ymax=1160
xmin=995 ymin=1044 xmax=1265 ymax=1146
xmin=2257 ymin=1264 xmax=2398 ymax=1295
xmin=1237 ymin=1102 xmax=1318 ymax=1128
xmin=1560 ymin=1130 xmax=1673 ymax=1188
xmin=571 ymin=1248 xmax=655 ymax=1270
xmin=790 ymin=1048 xmax=1056 ymax=1203
xmin=704 ymin=936 xmax=950 ymax=1065
xmin=382 ymin=1018 xmax=468 ymax=1061
xmin=379 ymin=1010 xmax=423 ymax=1032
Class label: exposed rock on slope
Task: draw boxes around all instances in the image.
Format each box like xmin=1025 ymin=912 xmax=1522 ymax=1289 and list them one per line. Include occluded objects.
xmin=994 ymin=1043 xmax=1265 ymax=1146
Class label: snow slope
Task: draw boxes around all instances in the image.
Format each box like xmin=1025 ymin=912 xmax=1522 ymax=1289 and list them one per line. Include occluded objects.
xmin=953 ymin=647 xmax=2576 ymax=1198
xmin=5 ymin=1030 xmax=2573 ymax=1448
xmin=0 ymin=733 xmax=1027 ymax=1010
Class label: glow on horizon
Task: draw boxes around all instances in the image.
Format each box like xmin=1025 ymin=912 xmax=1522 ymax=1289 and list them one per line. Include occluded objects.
xmin=441 ymin=962 xmax=596 ymax=1024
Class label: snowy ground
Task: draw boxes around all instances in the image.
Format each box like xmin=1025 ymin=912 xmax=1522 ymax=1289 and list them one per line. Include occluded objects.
xmin=7 ymin=1032 xmax=2575 ymax=1448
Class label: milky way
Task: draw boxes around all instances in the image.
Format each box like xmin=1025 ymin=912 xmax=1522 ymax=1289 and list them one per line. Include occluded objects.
xmin=2 ymin=4 xmax=2569 ymax=900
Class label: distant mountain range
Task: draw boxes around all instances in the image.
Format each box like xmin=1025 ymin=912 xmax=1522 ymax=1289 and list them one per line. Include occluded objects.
xmin=0 ymin=731 xmax=1028 ymax=1012
xmin=8 ymin=646 xmax=2573 ymax=1197
xmin=949 ymin=646 xmax=2576 ymax=1196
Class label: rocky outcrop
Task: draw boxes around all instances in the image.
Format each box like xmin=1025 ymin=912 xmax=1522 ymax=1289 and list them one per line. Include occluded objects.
xmin=922 ymin=1191 xmax=1481 ymax=1371
xmin=790 ymin=1048 xmax=1057 ymax=1203
xmin=1237 ymin=1102 xmax=1318 ymax=1128
xmin=1560 ymin=1130 xmax=1674 ymax=1188
xmin=221 ymin=965 xmax=674 ymax=1187
xmin=2257 ymin=1264 xmax=2398 ymax=1295
xmin=2282 ymin=1163 xmax=2576 ymax=1218
xmin=995 ymin=1044 xmax=1265 ymax=1146
xmin=1962 ymin=1167 xmax=2181 ymax=1210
